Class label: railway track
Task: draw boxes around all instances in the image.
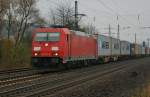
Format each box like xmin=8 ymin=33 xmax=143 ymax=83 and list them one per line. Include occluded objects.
xmin=0 ymin=74 xmax=41 ymax=88
xmin=0 ymin=67 xmax=55 ymax=82
xmin=0 ymin=58 xmax=146 ymax=97
xmin=0 ymin=68 xmax=37 ymax=81
xmin=26 ymin=65 xmax=128 ymax=97
xmin=0 ymin=68 xmax=56 ymax=93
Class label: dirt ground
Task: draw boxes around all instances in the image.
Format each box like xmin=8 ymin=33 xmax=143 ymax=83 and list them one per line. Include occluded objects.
xmin=47 ymin=58 xmax=150 ymax=97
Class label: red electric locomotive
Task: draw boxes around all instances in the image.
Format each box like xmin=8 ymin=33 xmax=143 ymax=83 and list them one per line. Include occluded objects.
xmin=31 ymin=26 xmax=97 ymax=68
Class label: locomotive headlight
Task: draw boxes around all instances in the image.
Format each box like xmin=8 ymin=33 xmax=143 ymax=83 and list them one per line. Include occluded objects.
xmin=55 ymin=53 xmax=58 ymax=56
xmin=45 ymin=43 xmax=48 ymax=47
xmin=34 ymin=53 xmax=38 ymax=56
xmin=51 ymin=47 xmax=59 ymax=51
xmin=34 ymin=47 xmax=41 ymax=51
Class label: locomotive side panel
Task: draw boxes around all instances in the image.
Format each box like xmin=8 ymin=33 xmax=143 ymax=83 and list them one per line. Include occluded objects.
xmin=69 ymin=32 xmax=97 ymax=61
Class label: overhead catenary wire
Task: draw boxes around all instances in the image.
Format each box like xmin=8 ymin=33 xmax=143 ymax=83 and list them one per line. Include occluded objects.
xmin=96 ymin=0 xmax=138 ymax=27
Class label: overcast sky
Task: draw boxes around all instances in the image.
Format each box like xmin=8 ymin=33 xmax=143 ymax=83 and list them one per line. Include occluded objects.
xmin=37 ymin=0 xmax=150 ymax=44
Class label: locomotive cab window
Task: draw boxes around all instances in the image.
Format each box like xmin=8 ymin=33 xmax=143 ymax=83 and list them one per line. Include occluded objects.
xmin=48 ymin=32 xmax=60 ymax=41
xmin=34 ymin=33 xmax=47 ymax=41
xmin=34 ymin=32 xmax=60 ymax=42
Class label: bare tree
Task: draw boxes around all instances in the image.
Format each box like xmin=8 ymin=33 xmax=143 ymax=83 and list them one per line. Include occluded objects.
xmin=5 ymin=0 xmax=13 ymax=39
xmin=33 ymin=16 xmax=46 ymax=25
xmin=14 ymin=0 xmax=38 ymax=45
xmin=0 ymin=0 xmax=10 ymax=37
xmin=0 ymin=0 xmax=39 ymax=45
xmin=49 ymin=2 xmax=75 ymax=29
xmin=0 ymin=0 xmax=9 ymax=17
xmin=49 ymin=9 xmax=56 ymax=25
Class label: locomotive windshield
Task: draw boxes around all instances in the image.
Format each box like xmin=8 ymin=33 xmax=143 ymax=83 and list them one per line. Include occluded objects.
xmin=48 ymin=33 xmax=60 ymax=41
xmin=34 ymin=32 xmax=60 ymax=42
xmin=35 ymin=33 xmax=47 ymax=41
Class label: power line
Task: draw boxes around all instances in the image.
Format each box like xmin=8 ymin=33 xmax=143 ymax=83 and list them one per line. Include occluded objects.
xmin=79 ymin=1 xmax=114 ymax=16
xmin=96 ymin=0 xmax=115 ymax=13
xmin=96 ymin=0 xmax=137 ymax=27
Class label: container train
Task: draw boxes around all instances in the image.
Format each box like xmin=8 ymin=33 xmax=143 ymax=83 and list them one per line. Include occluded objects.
xmin=31 ymin=26 xmax=150 ymax=69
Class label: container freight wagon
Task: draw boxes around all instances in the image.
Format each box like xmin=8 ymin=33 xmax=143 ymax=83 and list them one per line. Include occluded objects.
xmin=130 ymin=43 xmax=143 ymax=56
xmin=120 ymin=41 xmax=130 ymax=57
xmin=31 ymin=27 xmax=97 ymax=68
xmin=97 ymin=35 xmax=111 ymax=63
xmin=137 ymin=45 xmax=145 ymax=55
xmin=130 ymin=43 xmax=136 ymax=56
xmin=145 ymin=47 xmax=150 ymax=55
xmin=110 ymin=37 xmax=121 ymax=61
xmin=97 ymin=35 xmax=120 ymax=62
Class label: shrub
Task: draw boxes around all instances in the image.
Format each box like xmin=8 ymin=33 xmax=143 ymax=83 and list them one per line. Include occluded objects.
xmin=0 ymin=39 xmax=31 ymax=70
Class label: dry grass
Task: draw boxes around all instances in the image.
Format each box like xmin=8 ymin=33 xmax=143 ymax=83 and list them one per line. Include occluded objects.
xmin=131 ymin=81 xmax=150 ymax=97
xmin=0 ymin=39 xmax=31 ymax=70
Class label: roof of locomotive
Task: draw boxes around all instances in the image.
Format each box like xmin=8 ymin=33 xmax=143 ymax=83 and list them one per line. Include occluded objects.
xmin=32 ymin=27 xmax=71 ymax=34
xmin=70 ymin=30 xmax=92 ymax=37
xmin=33 ymin=27 xmax=94 ymax=37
